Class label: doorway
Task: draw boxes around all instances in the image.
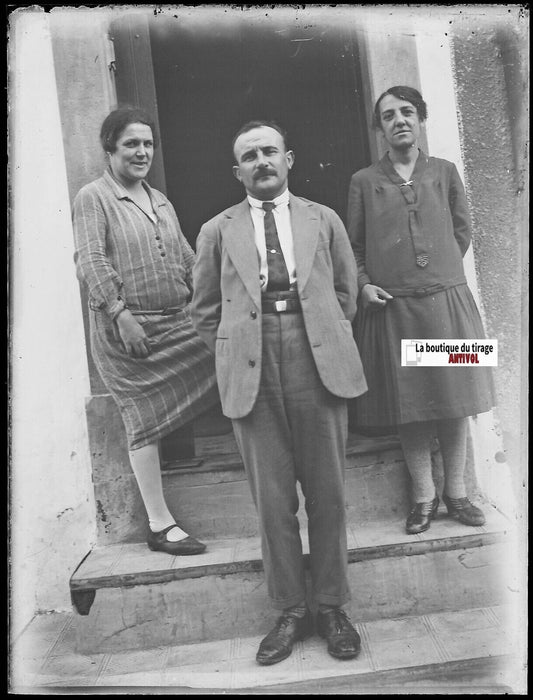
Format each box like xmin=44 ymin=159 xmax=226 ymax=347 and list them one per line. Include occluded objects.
xmin=112 ymin=13 xmax=371 ymax=462
xmin=148 ymin=15 xmax=370 ymax=244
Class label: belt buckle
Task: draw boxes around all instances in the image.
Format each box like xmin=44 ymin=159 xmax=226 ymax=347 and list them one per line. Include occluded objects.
xmin=274 ymin=300 xmax=287 ymax=313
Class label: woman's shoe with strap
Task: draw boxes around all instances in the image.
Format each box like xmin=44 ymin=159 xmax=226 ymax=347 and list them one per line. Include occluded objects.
xmin=147 ymin=524 xmax=207 ymax=555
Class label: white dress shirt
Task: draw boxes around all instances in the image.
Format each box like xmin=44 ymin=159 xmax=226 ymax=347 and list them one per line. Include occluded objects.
xmin=247 ymin=189 xmax=297 ymax=291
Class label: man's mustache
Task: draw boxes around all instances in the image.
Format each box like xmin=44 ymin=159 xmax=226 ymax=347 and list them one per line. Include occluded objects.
xmin=254 ymin=169 xmax=277 ymax=179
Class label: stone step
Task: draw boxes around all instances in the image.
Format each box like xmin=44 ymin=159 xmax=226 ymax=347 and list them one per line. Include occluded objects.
xmin=70 ymin=505 xmax=511 ymax=654
xmin=233 ymin=656 xmax=515 ymax=695
xmin=14 ymin=605 xmax=519 ymax=691
xmin=92 ymin=434 xmax=416 ymax=545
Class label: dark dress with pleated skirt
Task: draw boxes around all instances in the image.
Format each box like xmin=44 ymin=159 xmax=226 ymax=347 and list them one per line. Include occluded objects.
xmin=347 ymin=151 xmax=495 ymax=431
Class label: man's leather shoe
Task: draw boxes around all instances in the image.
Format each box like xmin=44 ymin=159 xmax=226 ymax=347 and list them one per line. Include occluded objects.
xmin=256 ymin=609 xmax=314 ymax=665
xmin=405 ymin=495 xmax=439 ymax=534
xmin=443 ymin=494 xmax=486 ymax=526
xmin=147 ymin=525 xmax=206 ymax=555
xmin=316 ymin=608 xmax=361 ymax=659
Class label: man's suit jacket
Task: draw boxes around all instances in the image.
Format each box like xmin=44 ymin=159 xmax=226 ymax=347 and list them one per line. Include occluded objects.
xmin=191 ymin=194 xmax=368 ymax=419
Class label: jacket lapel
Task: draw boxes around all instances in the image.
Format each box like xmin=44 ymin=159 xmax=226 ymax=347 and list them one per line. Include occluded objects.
xmin=221 ymin=200 xmax=262 ymax=307
xmin=290 ymin=194 xmax=319 ymax=292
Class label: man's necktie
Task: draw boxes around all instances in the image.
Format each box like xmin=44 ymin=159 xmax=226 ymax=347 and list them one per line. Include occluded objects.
xmin=262 ymin=202 xmax=290 ymax=291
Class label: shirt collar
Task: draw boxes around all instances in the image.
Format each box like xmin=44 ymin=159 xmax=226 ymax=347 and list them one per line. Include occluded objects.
xmin=247 ymin=189 xmax=290 ymax=210
xmin=103 ymin=167 xmax=167 ymax=208
xmin=380 ymin=149 xmax=428 ymax=172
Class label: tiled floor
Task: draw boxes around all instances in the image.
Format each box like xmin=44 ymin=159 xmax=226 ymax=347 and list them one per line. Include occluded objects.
xmin=10 ymin=605 xmax=522 ymax=692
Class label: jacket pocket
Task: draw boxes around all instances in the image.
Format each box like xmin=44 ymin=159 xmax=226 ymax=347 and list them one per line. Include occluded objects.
xmin=215 ymin=337 xmax=229 ymax=356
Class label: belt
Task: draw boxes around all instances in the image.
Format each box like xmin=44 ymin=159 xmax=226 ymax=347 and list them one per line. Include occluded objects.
xmin=130 ymin=306 xmax=183 ymax=316
xmin=261 ymin=295 xmax=301 ymax=314
xmin=384 ymin=281 xmax=466 ymax=298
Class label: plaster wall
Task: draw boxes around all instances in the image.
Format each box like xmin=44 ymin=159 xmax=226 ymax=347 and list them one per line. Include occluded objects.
xmin=451 ymin=19 xmax=528 ymax=641
xmin=49 ymin=8 xmax=119 ymax=396
xmin=49 ymin=8 xmax=118 ymax=204
xmin=451 ymin=13 xmax=527 ymax=484
xmin=9 ymin=9 xmax=96 ymax=637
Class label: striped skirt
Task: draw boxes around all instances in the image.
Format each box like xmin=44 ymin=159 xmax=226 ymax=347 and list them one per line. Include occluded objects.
xmin=349 ymin=283 xmax=496 ymax=431
xmin=90 ymin=305 xmax=219 ymax=450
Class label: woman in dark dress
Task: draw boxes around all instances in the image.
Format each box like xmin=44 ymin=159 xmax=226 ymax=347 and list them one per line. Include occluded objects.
xmin=347 ymin=86 xmax=495 ymax=534
xmin=73 ymin=107 xmax=219 ymax=554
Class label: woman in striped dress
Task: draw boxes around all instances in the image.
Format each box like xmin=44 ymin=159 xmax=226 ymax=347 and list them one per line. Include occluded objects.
xmin=73 ymin=107 xmax=219 ymax=554
xmin=347 ymin=87 xmax=495 ymax=535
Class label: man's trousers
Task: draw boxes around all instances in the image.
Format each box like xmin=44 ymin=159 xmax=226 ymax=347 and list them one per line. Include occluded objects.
xmin=232 ymin=312 xmax=351 ymax=610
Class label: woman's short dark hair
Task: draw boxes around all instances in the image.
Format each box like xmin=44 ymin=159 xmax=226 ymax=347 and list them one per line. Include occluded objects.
xmin=231 ymin=120 xmax=289 ymax=162
xmin=100 ymin=106 xmax=159 ymax=153
xmin=373 ymin=86 xmax=428 ymax=128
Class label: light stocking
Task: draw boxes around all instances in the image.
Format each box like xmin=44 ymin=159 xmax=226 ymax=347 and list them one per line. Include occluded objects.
xmin=128 ymin=443 xmax=188 ymax=541
xmin=437 ymin=417 xmax=468 ymax=499
xmin=398 ymin=421 xmax=436 ymax=502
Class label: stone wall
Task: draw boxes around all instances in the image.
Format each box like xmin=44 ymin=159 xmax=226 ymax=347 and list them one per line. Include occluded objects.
xmin=451 ymin=12 xmax=528 ymax=484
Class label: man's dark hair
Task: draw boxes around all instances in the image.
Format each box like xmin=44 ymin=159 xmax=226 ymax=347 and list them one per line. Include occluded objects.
xmin=373 ymin=86 xmax=428 ymax=128
xmin=231 ymin=120 xmax=289 ymax=162
xmin=100 ymin=106 xmax=159 ymax=153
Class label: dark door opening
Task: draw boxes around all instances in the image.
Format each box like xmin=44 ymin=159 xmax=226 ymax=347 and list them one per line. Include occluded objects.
xmin=111 ymin=14 xmax=371 ymax=463
xmin=149 ymin=17 xmax=370 ymax=246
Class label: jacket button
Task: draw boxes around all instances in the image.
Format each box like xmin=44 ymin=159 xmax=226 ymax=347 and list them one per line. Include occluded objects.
xmin=248 ymin=360 xmax=256 ymax=368
xmin=250 ymin=310 xmax=257 ymax=319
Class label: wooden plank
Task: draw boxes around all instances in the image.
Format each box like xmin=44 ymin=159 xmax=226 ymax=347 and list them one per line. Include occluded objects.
xmin=70 ymin=523 xmax=510 ymax=592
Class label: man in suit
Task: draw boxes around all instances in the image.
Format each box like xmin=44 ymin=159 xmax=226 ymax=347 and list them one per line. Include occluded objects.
xmin=191 ymin=120 xmax=367 ymax=665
